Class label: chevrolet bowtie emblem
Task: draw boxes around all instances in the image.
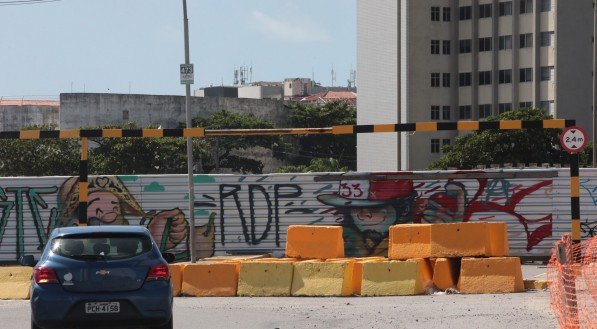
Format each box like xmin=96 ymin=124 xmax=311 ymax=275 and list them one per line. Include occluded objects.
xmin=96 ymin=270 xmax=110 ymax=276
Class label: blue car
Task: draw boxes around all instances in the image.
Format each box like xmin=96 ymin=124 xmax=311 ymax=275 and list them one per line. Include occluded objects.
xmin=21 ymin=226 xmax=174 ymax=329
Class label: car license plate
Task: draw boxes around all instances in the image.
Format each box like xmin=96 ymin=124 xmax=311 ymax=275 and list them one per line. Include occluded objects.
xmin=85 ymin=302 xmax=120 ymax=314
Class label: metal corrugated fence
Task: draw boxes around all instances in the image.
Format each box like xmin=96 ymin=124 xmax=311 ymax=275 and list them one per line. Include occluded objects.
xmin=0 ymin=169 xmax=595 ymax=262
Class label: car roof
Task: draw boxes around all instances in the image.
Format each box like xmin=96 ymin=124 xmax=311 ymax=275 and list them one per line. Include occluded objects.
xmin=52 ymin=225 xmax=150 ymax=238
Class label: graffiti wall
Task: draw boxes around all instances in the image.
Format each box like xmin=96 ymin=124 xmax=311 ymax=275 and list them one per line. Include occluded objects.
xmin=0 ymin=169 xmax=595 ymax=262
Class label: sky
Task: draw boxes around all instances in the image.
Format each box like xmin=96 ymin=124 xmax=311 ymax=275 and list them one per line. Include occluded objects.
xmin=0 ymin=0 xmax=356 ymax=98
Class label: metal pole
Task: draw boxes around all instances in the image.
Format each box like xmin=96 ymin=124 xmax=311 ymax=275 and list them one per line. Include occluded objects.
xmin=183 ymin=0 xmax=196 ymax=263
xmin=593 ymin=0 xmax=597 ymax=166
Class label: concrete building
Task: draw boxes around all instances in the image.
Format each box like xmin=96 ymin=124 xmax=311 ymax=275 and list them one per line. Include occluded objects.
xmin=357 ymin=0 xmax=594 ymax=171
xmin=238 ymin=82 xmax=284 ymax=100
xmin=0 ymin=99 xmax=59 ymax=131
xmin=284 ymin=78 xmax=314 ymax=98
xmin=194 ymin=86 xmax=238 ymax=98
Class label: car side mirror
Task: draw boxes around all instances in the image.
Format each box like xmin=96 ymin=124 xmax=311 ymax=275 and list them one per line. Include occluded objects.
xmin=161 ymin=252 xmax=175 ymax=264
xmin=19 ymin=255 xmax=36 ymax=267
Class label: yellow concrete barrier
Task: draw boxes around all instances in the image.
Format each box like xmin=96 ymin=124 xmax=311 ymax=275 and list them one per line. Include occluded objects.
xmin=168 ymin=264 xmax=185 ymax=297
xmin=388 ymin=224 xmax=431 ymax=260
xmin=486 ymin=222 xmax=509 ymax=256
xmin=458 ymin=257 xmax=524 ymax=294
xmin=524 ymin=280 xmax=549 ymax=290
xmin=432 ymin=258 xmax=460 ymax=291
xmin=237 ymin=261 xmax=294 ymax=297
xmin=360 ymin=259 xmax=433 ymax=296
xmin=0 ymin=267 xmax=32 ymax=300
xmin=285 ymin=225 xmax=344 ymax=259
xmin=181 ymin=261 xmax=240 ymax=297
xmin=352 ymin=257 xmax=386 ymax=295
xmin=430 ymin=222 xmax=488 ymax=258
xmin=291 ymin=260 xmax=353 ymax=296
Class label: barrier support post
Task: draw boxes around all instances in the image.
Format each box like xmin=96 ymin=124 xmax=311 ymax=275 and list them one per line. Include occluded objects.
xmin=78 ymin=138 xmax=88 ymax=226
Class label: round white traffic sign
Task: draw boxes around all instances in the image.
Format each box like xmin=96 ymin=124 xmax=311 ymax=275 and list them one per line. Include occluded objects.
xmin=560 ymin=126 xmax=588 ymax=153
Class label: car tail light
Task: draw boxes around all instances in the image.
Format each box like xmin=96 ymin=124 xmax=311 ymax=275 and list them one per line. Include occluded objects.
xmin=34 ymin=267 xmax=59 ymax=284
xmin=146 ymin=263 xmax=170 ymax=281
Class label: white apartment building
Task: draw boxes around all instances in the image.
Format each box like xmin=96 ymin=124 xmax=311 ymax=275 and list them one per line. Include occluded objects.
xmin=357 ymin=0 xmax=594 ymax=171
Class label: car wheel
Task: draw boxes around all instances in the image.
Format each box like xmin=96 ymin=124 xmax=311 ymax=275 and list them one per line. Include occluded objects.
xmin=155 ymin=317 xmax=173 ymax=329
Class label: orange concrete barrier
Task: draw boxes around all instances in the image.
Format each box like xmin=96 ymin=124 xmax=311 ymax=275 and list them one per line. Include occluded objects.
xmin=388 ymin=224 xmax=431 ymax=260
xmin=291 ymin=260 xmax=354 ymax=296
xmin=181 ymin=261 xmax=240 ymax=297
xmin=0 ymin=266 xmax=32 ymax=300
xmin=486 ymin=222 xmax=509 ymax=256
xmin=430 ymin=222 xmax=488 ymax=258
xmin=432 ymin=258 xmax=460 ymax=291
xmin=237 ymin=261 xmax=294 ymax=297
xmin=168 ymin=264 xmax=185 ymax=297
xmin=458 ymin=257 xmax=524 ymax=294
xmin=285 ymin=225 xmax=344 ymax=259
xmin=360 ymin=259 xmax=433 ymax=296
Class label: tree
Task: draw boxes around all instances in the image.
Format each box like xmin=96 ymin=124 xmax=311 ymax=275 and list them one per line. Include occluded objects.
xmin=89 ymin=122 xmax=199 ymax=175
xmin=0 ymin=124 xmax=80 ymax=176
xmin=192 ymin=110 xmax=286 ymax=174
xmin=277 ymin=157 xmax=348 ymax=173
xmin=283 ymin=101 xmax=356 ymax=170
xmin=428 ymin=108 xmax=592 ymax=169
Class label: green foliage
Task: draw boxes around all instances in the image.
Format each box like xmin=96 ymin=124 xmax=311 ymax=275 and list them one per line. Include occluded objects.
xmin=277 ymin=157 xmax=348 ymax=173
xmin=428 ymin=108 xmax=592 ymax=169
xmin=192 ymin=110 xmax=286 ymax=174
xmin=284 ymin=101 xmax=356 ymax=170
xmin=0 ymin=124 xmax=80 ymax=176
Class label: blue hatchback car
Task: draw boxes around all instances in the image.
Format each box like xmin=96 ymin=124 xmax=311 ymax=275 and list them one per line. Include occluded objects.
xmin=21 ymin=226 xmax=174 ymax=329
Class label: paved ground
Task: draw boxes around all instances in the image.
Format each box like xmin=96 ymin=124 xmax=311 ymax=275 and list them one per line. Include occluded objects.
xmin=1 ymin=291 xmax=556 ymax=329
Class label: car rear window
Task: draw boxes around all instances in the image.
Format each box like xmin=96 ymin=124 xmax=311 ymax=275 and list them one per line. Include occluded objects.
xmin=51 ymin=233 xmax=152 ymax=260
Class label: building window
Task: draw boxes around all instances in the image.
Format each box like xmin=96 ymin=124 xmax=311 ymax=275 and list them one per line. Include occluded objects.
xmin=499 ymin=1 xmax=513 ymax=16
xmin=520 ymin=33 xmax=533 ymax=48
xmin=431 ymin=73 xmax=440 ymax=87
xmin=479 ymin=4 xmax=492 ymax=18
xmin=459 ymin=73 xmax=472 ymax=87
xmin=541 ymin=0 xmax=552 ymax=12
xmin=499 ymin=103 xmax=513 ymax=114
xmin=442 ymin=139 xmax=451 ymax=153
xmin=499 ymin=35 xmax=513 ymax=50
xmin=443 ymin=73 xmax=451 ymax=87
xmin=541 ymin=66 xmax=554 ymax=81
xmin=431 ymin=106 xmax=440 ymax=120
xmin=479 ymin=104 xmax=492 ymax=119
xmin=443 ymin=40 xmax=451 ymax=54
xmin=499 ymin=69 xmax=512 ymax=84
xmin=540 ymin=100 xmax=555 ymax=115
xmin=122 ymin=110 xmax=129 ymax=120
xmin=459 ymin=39 xmax=472 ymax=54
xmin=520 ymin=0 xmax=533 ymax=14
xmin=442 ymin=106 xmax=451 ymax=120
xmin=519 ymin=102 xmax=533 ymax=109
xmin=459 ymin=6 xmax=472 ymax=20
xmin=431 ymin=139 xmax=441 ymax=153
xmin=520 ymin=68 xmax=533 ymax=82
xmin=443 ymin=7 xmax=451 ymax=21
xmin=479 ymin=37 xmax=492 ymax=52
xmin=431 ymin=7 xmax=440 ymax=21
xmin=459 ymin=106 xmax=472 ymax=120
xmin=541 ymin=31 xmax=555 ymax=47
xmin=479 ymin=71 xmax=492 ymax=85
xmin=431 ymin=40 xmax=440 ymax=54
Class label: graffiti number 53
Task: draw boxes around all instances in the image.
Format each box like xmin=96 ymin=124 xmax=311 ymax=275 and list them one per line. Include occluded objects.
xmin=340 ymin=183 xmax=363 ymax=198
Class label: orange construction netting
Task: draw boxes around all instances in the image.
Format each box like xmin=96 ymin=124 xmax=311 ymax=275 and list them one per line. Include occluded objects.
xmin=548 ymin=234 xmax=597 ymax=329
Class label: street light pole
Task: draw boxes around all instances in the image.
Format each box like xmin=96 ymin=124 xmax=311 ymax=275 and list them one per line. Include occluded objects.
xmin=182 ymin=0 xmax=196 ymax=263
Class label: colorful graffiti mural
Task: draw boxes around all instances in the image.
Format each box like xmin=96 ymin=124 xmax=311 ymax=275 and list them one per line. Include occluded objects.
xmin=0 ymin=169 xmax=594 ymax=262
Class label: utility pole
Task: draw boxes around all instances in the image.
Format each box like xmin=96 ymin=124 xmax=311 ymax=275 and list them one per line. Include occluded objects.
xmin=182 ymin=0 xmax=196 ymax=263
xmin=593 ymin=0 xmax=597 ymax=166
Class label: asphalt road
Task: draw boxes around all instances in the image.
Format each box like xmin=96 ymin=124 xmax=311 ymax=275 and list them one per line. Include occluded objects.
xmin=1 ymin=290 xmax=556 ymax=329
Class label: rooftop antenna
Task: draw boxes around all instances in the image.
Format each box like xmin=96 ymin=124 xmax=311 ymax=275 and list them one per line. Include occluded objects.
xmin=234 ymin=67 xmax=239 ymax=86
xmin=331 ymin=66 xmax=337 ymax=87
xmin=347 ymin=68 xmax=356 ymax=89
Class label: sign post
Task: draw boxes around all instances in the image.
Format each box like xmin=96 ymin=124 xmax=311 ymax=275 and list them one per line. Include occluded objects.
xmin=180 ymin=64 xmax=194 ymax=85
xmin=560 ymin=126 xmax=587 ymax=243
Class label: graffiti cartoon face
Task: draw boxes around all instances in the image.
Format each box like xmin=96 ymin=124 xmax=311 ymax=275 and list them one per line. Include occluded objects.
xmin=350 ymin=206 xmax=397 ymax=233
xmin=87 ymin=191 xmax=122 ymax=225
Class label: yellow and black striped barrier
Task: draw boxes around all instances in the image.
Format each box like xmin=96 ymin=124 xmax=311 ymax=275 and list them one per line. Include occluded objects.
xmin=3 ymin=119 xmax=582 ymax=239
